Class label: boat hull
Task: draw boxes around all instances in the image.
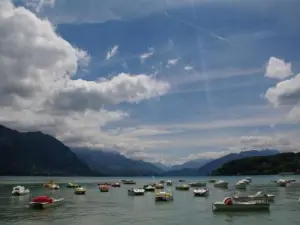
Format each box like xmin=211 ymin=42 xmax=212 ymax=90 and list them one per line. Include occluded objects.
xmin=74 ymin=191 xmax=86 ymax=195
xmin=213 ymin=203 xmax=270 ymax=212
xmin=29 ymin=199 xmax=64 ymax=209
xmin=194 ymin=191 xmax=208 ymax=197
xmin=155 ymin=196 xmax=173 ymax=202
xmin=12 ymin=191 xmax=29 ymax=196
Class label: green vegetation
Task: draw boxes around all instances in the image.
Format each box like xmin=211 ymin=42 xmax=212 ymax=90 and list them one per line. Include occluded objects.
xmin=211 ymin=152 xmax=300 ymax=175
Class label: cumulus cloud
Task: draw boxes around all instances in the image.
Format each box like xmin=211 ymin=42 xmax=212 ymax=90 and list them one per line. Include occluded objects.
xmin=166 ymin=58 xmax=179 ymax=68
xmin=0 ymin=1 xmax=170 ymax=153
xmin=184 ymin=65 xmax=193 ymax=71
xmin=265 ymin=57 xmax=293 ymax=80
xmin=106 ymin=45 xmax=118 ymax=60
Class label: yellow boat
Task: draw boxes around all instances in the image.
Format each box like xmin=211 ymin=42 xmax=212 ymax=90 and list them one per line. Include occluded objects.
xmin=155 ymin=191 xmax=173 ymax=202
xmin=43 ymin=180 xmax=56 ymax=187
xmin=67 ymin=183 xmax=79 ymax=188
xmin=74 ymin=186 xmax=86 ymax=195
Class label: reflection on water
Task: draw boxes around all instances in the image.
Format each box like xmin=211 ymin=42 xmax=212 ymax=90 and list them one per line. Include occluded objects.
xmin=0 ymin=176 xmax=299 ymax=225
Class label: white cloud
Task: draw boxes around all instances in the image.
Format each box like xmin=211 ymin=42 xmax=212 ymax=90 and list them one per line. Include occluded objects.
xmin=0 ymin=1 xmax=170 ymax=155
xmin=184 ymin=65 xmax=193 ymax=71
xmin=265 ymin=57 xmax=293 ymax=80
xmin=106 ymin=45 xmax=118 ymax=60
xmin=166 ymin=58 xmax=179 ymax=68
xmin=140 ymin=48 xmax=154 ymax=63
xmin=24 ymin=0 xmax=55 ymax=12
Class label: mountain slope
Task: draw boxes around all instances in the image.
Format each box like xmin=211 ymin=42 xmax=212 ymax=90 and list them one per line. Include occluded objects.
xmin=0 ymin=125 xmax=94 ymax=176
xmin=212 ymin=152 xmax=300 ymax=175
xmin=73 ymin=148 xmax=163 ymax=176
xmin=169 ymin=158 xmax=213 ymax=171
xmin=198 ymin=149 xmax=280 ymax=175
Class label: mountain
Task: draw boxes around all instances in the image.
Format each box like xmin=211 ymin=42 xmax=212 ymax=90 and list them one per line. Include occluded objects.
xmin=152 ymin=162 xmax=170 ymax=171
xmin=198 ymin=149 xmax=280 ymax=175
xmin=72 ymin=148 xmax=163 ymax=176
xmin=0 ymin=125 xmax=94 ymax=176
xmin=212 ymin=152 xmax=300 ymax=175
xmin=169 ymin=158 xmax=213 ymax=171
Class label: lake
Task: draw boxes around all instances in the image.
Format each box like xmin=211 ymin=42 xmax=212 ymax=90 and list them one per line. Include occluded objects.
xmin=0 ymin=176 xmax=300 ymax=225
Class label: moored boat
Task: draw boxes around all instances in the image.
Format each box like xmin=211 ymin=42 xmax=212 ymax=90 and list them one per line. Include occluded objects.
xmin=214 ymin=180 xmax=228 ymax=188
xmin=166 ymin=180 xmax=172 ymax=186
xmin=155 ymin=183 xmax=164 ymax=189
xmin=67 ymin=183 xmax=79 ymax=188
xmin=193 ymin=188 xmax=209 ymax=197
xmin=189 ymin=181 xmax=206 ymax=187
xmin=233 ymin=191 xmax=275 ymax=202
xmin=144 ymin=185 xmax=155 ymax=192
xmin=12 ymin=186 xmax=30 ymax=196
xmin=128 ymin=188 xmax=145 ymax=196
xmin=212 ymin=197 xmax=270 ymax=212
xmin=123 ymin=180 xmax=136 ymax=185
xmin=235 ymin=180 xmax=248 ymax=189
xmin=176 ymin=184 xmax=189 ymax=191
xmin=208 ymin=179 xmax=217 ymax=183
xmin=159 ymin=180 xmax=165 ymax=184
xmin=276 ymin=179 xmax=288 ymax=187
xmin=74 ymin=186 xmax=86 ymax=195
xmin=43 ymin=180 xmax=56 ymax=188
xmin=99 ymin=185 xmax=109 ymax=192
xmin=155 ymin=191 xmax=173 ymax=202
xmin=29 ymin=196 xmax=64 ymax=209
xmin=111 ymin=182 xmax=121 ymax=187
xmin=49 ymin=184 xmax=60 ymax=190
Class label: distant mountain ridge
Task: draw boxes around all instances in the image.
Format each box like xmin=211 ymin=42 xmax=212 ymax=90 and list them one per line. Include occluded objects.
xmin=0 ymin=125 xmax=94 ymax=176
xmin=169 ymin=158 xmax=213 ymax=171
xmin=163 ymin=149 xmax=279 ymax=176
xmin=72 ymin=148 xmax=163 ymax=176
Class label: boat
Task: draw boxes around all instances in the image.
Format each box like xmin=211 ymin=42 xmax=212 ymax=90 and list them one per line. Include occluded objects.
xmin=155 ymin=191 xmax=173 ymax=202
xmin=74 ymin=186 xmax=86 ymax=195
xmin=159 ymin=180 xmax=165 ymax=184
xmin=212 ymin=197 xmax=270 ymax=212
xmin=276 ymin=179 xmax=288 ymax=187
xmin=111 ymin=182 xmax=121 ymax=187
xmin=43 ymin=180 xmax=56 ymax=187
xmin=178 ymin=179 xmax=186 ymax=182
xmin=155 ymin=183 xmax=164 ymax=189
xmin=28 ymin=196 xmax=64 ymax=209
xmin=144 ymin=185 xmax=155 ymax=192
xmin=245 ymin=177 xmax=252 ymax=183
xmin=49 ymin=184 xmax=60 ymax=190
xmin=123 ymin=180 xmax=136 ymax=185
xmin=214 ymin=180 xmax=229 ymax=188
xmin=99 ymin=185 xmax=109 ymax=192
xmin=128 ymin=188 xmax=145 ymax=196
xmin=233 ymin=191 xmax=275 ymax=202
xmin=189 ymin=181 xmax=206 ymax=187
xmin=208 ymin=179 xmax=217 ymax=183
xmin=12 ymin=186 xmax=30 ymax=196
xmin=235 ymin=180 xmax=248 ymax=189
xmin=66 ymin=183 xmax=79 ymax=188
xmin=193 ymin=188 xmax=209 ymax=197
xmin=175 ymin=184 xmax=190 ymax=190
xmin=166 ymin=180 xmax=172 ymax=186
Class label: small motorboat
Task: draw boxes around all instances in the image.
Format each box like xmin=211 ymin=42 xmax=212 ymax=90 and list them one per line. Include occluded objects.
xmin=193 ymin=188 xmax=209 ymax=197
xmin=235 ymin=180 xmax=248 ymax=189
xmin=214 ymin=180 xmax=228 ymax=188
xmin=43 ymin=180 xmax=56 ymax=188
xmin=123 ymin=180 xmax=136 ymax=185
xmin=144 ymin=185 xmax=155 ymax=192
xmin=233 ymin=191 xmax=275 ymax=202
xmin=29 ymin=196 xmax=64 ymax=209
xmin=155 ymin=191 xmax=173 ymax=202
xmin=12 ymin=186 xmax=30 ymax=196
xmin=99 ymin=185 xmax=109 ymax=192
xmin=111 ymin=182 xmax=121 ymax=187
xmin=178 ymin=179 xmax=186 ymax=182
xmin=67 ymin=183 xmax=79 ymax=188
xmin=166 ymin=180 xmax=172 ymax=186
xmin=189 ymin=181 xmax=206 ymax=187
xmin=212 ymin=197 xmax=270 ymax=212
xmin=128 ymin=188 xmax=145 ymax=196
xmin=74 ymin=186 xmax=86 ymax=195
xmin=208 ymin=179 xmax=217 ymax=183
xmin=276 ymin=179 xmax=288 ymax=187
xmin=49 ymin=184 xmax=60 ymax=190
xmin=245 ymin=177 xmax=252 ymax=183
xmin=176 ymin=184 xmax=189 ymax=191
xmin=155 ymin=183 xmax=164 ymax=189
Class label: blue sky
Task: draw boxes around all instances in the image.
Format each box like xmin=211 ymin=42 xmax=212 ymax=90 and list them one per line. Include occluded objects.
xmin=3 ymin=0 xmax=300 ymax=164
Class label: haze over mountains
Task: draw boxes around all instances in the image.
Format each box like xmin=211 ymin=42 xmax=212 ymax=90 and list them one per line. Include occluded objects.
xmin=0 ymin=125 xmax=281 ymax=176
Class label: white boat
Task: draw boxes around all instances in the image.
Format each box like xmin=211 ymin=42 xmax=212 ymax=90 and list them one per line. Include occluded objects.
xmin=276 ymin=179 xmax=287 ymax=187
xmin=245 ymin=177 xmax=252 ymax=183
xmin=212 ymin=197 xmax=270 ymax=212
xmin=74 ymin=186 xmax=86 ymax=195
xmin=12 ymin=186 xmax=30 ymax=196
xmin=189 ymin=181 xmax=206 ymax=187
xmin=233 ymin=191 xmax=275 ymax=202
xmin=155 ymin=183 xmax=164 ymax=189
xmin=166 ymin=180 xmax=173 ymax=186
xmin=128 ymin=188 xmax=145 ymax=196
xmin=193 ymin=188 xmax=209 ymax=197
xmin=155 ymin=191 xmax=173 ymax=202
xmin=214 ymin=180 xmax=229 ymax=188
xmin=235 ymin=180 xmax=248 ymax=189
xmin=144 ymin=185 xmax=155 ymax=192
xmin=49 ymin=184 xmax=60 ymax=190
xmin=29 ymin=196 xmax=64 ymax=209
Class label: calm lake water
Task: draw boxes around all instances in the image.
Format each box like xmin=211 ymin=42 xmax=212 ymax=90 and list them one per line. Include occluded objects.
xmin=0 ymin=176 xmax=300 ymax=225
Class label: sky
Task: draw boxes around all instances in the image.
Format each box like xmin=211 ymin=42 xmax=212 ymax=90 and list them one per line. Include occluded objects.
xmin=1 ymin=0 xmax=300 ymax=165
